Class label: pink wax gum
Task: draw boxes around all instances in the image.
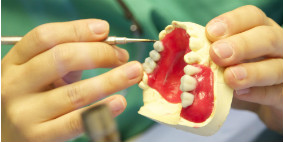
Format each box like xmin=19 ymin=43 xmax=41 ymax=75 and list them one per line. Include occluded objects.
xmin=147 ymin=28 xmax=214 ymax=123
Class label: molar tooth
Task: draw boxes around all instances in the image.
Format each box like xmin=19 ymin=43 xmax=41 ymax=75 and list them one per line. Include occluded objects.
xmin=145 ymin=57 xmax=156 ymax=68
xmin=165 ymin=25 xmax=174 ymax=33
xmin=180 ymin=75 xmax=197 ymax=92
xmin=184 ymin=65 xmax=202 ymax=75
xmin=181 ymin=92 xmax=194 ymax=108
xmin=153 ymin=41 xmax=164 ymax=52
xmin=184 ymin=52 xmax=201 ymax=64
xmin=143 ymin=63 xmax=153 ymax=74
xmin=149 ymin=50 xmax=161 ymax=61
xmin=143 ymin=57 xmax=156 ymax=74
xmin=188 ymin=30 xmax=199 ymax=38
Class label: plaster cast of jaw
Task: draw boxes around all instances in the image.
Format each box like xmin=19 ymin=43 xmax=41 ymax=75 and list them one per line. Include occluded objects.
xmin=138 ymin=21 xmax=233 ymax=136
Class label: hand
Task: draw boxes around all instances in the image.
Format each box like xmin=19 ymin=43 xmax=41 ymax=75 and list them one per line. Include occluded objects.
xmin=2 ymin=19 xmax=143 ymax=142
xmin=206 ymin=5 xmax=283 ymax=133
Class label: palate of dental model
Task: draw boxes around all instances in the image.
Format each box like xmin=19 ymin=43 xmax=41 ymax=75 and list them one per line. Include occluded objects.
xmin=138 ymin=21 xmax=233 ymax=136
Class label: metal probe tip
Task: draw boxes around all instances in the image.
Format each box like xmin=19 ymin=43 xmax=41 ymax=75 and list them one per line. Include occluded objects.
xmin=104 ymin=37 xmax=157 ymax=45
xmin=1 ymin=36 xmax=157 ymax=45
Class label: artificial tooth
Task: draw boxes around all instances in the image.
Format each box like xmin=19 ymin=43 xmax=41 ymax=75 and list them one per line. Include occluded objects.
xmin=184 ymin=65 xmax=201 ymax=75
xmin=165 ymin=25 xmax=174 ymax=33
xmin=159 ymin=30 xmax=166 ymax=40
xmin=145 ymin=57 xmax=156 ymax=69
xmin=143 ymin=63 xmax=153 ymax=74
xmin=184 ymin=52 xmax=201 ymax=64
xmin=180 ymin=75 xmax=197 ymax=92
xmin=181 ymin=92 xmax=194 ymax=108
xmin=189 ymin=38 xmax=203 ymax=51
xmin=153 ymin=41 xmax=164 ymax=52
xmin=149 ymin=50 xmax=161 ymax=61
xmin=188 ymin=30 xmax=199 ymax=38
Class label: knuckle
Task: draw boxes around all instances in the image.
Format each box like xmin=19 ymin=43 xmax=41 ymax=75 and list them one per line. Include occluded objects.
xmin=2 ymin=66 xmax=25 ymax=96
xmin=71 ymin=23 xmax=81 ymax=42
xmin=66 ymin=85 xmax=84 ymax=109
xmin=261 ymin=26 xmax=278 ymax=52
xmin=268 ymin=27 xmax=283 ymax=54
xmin=105 ymin=74 xmax=117 ymax=87
xmin=25 ymin=127 xmax=51 ymax=142
xmin=6 ymin=106 xmax=26 ymax=128
xmin=52 ymin=46 xmax=72 ymax=75
xmin=67 ymin=116 xmax=82 ymax=135
xmin=102 ymin=46 xmax=117 ymax=65
xmin=25 ymin=129 xmax=41 ymax=142
xmin=93 ymin=44 xmax=116 ymax=67
xmin=2 ymin=79 xmax=14 ymax=98
xmin=245 ymin=5 xmax=266 ymax=24
xmin=33 ymin=24 xmax=55 ymax=47
xmin=275 ymin=59 xmax=283 ymax=84
xmin=230 ymin=34 xmax=248 ymax=61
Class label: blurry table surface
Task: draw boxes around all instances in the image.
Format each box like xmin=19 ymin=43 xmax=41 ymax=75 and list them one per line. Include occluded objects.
xmin=127 ymin=108 xmax=282 ymax=142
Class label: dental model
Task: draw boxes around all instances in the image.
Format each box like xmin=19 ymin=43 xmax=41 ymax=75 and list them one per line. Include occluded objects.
xmin=139 ymin=21 xmax=233 ymax=136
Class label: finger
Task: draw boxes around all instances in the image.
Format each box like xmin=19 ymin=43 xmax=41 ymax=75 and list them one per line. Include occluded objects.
xmin=210 ymin=25 xmax=283 ymax=66
xmin=53 ymin=71 xmax=83 ymax=88
xmin=206 ymin=5 xmax=270 ymax=41
xmin=7 ymin=19 xmax=109 ymax=64
xmin=231 ymin=96 xmax=260 ymax=113
xmin=62 ymin=71 xmax=83 ymax=84
xmin=39 ymin=61 xmax=142 ymax=119
xmin=224 ymin=59 xmax=283 ymax=90
xmin=19 ymin=43 xmax=129 ymax=92
xmin=34 ymin=95 xmax=126 ymax=142
xmin=234 ymin=84 xmax=283 ymax=109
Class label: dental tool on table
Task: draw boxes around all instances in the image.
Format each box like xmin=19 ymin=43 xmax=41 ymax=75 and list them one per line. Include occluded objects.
xmin=1 ymin=36 xmax=156 ymax=45
xmin=82 ymin=104 xmax=120 ymax=142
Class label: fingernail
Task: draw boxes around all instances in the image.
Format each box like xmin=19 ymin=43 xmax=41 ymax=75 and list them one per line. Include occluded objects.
xmin=229 ymin=66 xmax=247 ymax=80
xmin=88 ymin=20 xmax=109 ymax=35
xmin=109 ymin=98 xmax=125 ymax=112
xmin=207 ymin=21 xmax=227 ymax=37
xmin=123 ymin=62 xmax=142 ymax=80
xmin=235 ymin=88 xmax=250 ymax=95
xmin=212 ymin=42 xmax=233 ymax=59
xmin=115 ymin=48 xmax=129 ymax=63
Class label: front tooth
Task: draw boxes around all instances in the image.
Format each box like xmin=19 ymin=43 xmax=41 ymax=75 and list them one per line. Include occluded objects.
xmin=180 ymin=75 xmax=197 ymax=92
xmin=184 ymin=52 xmax=201 ymax=64
xmin=153 ymin=41 xmax=164 ymax=52
xmin=184 ymin=65 xmax=201 ymax=75
xmin=149 ymin=50 xmax=161 ymax=61
xmin=181 ymin=92 xmax=194 ymax=108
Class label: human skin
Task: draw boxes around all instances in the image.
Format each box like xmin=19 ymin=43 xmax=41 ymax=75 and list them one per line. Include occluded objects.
xmin=1 ymin=5 xmax=282 ymax=142
xmin=206 ymin=5 xmax=283 ymax=133
xmin=1 ymin=19 xmax=143 ymax=142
